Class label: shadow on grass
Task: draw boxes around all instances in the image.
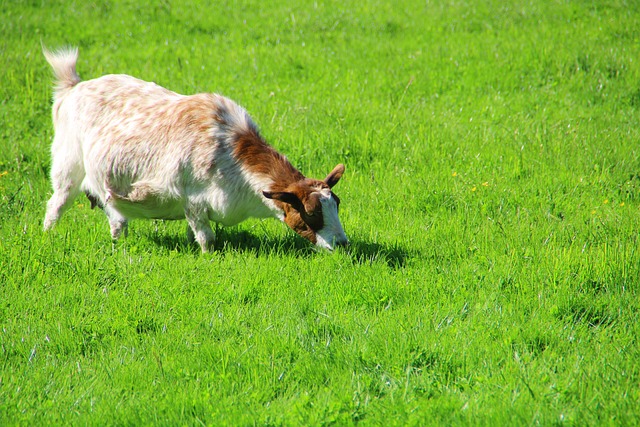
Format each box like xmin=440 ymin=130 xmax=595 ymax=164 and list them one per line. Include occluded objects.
xmin=145 ymin=227 xmax=316 ymax=257
xmin=143 ymin=226 xmax=413 ymax=268
xmin=345 ymin=239 xmax=411 ymax=269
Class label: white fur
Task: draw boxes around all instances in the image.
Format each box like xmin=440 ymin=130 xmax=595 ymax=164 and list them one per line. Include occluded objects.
xmin=315 ymin=189 xmax=348 ymax=250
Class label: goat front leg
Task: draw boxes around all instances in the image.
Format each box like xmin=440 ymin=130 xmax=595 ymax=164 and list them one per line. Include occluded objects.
xmin=104 ymin=204 xmax=128 ymax=240
xmin=185 ymin=206 xmax=215 ymax=253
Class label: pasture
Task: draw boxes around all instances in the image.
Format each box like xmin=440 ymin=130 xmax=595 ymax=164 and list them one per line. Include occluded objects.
xmin=1 ymin=0 xmax=639 ymax=424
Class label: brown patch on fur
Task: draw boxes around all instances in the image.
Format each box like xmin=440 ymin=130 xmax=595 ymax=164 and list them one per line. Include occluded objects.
xmin=263 ymin=179 xmax=333 ymax=243
xmin=277 ymin=186 xmax=325 ymax=243
xmin=283 ymin=204 xmax=318 ymax=244
xmin=232 ymin=126 xmax=304 ymax=191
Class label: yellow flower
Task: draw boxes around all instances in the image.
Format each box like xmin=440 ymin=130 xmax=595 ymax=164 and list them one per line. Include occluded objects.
xmin=471 ymin=186 xmax=477 ymax=192
xmin=603 ymin=199 xmax=609 ymax=204
xmin=452 ymin=172 xmax=458 ymax=177
xmin=482 ymin=182 xmax=489 ymax=187
xmin=0 ymin=171 xmax=8 ymax=178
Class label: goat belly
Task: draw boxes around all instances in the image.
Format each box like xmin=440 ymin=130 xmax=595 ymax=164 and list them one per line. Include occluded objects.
xmin=108 ymin=186 xmax=186 ymax=220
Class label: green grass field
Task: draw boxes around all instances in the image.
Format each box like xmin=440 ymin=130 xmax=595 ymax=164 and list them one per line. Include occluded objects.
xmin=1 ymin=0 xmax=639 ymax=425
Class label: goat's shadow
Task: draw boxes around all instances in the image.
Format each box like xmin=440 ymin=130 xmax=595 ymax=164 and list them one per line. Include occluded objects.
xmin=145 ymin=227 xmax=412 ymax=268
xmin=344 ymin=239 xmax=411 ymax=269
xmin=146 ymin=227 xmax=316 ymax=258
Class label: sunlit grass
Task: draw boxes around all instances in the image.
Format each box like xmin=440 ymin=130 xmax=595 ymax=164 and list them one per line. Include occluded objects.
xmin=1 ymin=0 xmax=639 ymax=425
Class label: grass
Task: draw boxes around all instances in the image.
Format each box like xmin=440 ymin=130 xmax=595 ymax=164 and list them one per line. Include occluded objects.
xmin=1 ymin=0 xmax=640 ymax=424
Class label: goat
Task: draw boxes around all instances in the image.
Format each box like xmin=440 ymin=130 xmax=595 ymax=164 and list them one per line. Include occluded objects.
xmin=42 ymin=47 xmax=348 ymax=252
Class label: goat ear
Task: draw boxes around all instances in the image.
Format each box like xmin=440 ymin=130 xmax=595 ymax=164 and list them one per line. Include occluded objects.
xmin=263 ymin=190 xmax=302 ymax=209
xmin=324 ymin=164 xmax=345 ymax=188
xmin=303 ymin=192 xmax=321 ymax=215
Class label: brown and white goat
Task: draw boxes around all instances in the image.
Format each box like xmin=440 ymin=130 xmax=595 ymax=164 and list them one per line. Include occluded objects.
xmin=42 ymin=47 xmax=348 ymax=252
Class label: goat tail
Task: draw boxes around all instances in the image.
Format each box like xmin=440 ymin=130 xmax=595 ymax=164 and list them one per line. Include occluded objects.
xmin=42 ymin=45 xmax=81 ymax=93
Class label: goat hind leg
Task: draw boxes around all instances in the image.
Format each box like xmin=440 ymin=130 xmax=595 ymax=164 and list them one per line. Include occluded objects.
xmin=43 ymin=158 xmax=84 ymax=230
